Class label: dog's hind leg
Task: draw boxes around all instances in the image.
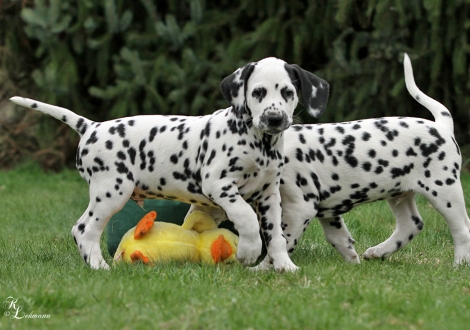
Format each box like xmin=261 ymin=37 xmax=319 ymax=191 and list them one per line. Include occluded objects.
xmin=72 ymin=178 xmax=134 ymax=269
xmin=281 ymin=203 xmax=317 ymax=255
xmin=363 ymin=192 xmax=423 ymax=260
xmin=318 ymin=216 xmax=360 ymax=263
xmin=421 ymin=183 xmax=470 ymax=266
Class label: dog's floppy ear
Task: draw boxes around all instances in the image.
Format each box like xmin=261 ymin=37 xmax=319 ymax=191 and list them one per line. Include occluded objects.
xmin=220 ymin=63 xmax=256 ymax=110
xmin=284 ymin=64 xmax=329 ymax=118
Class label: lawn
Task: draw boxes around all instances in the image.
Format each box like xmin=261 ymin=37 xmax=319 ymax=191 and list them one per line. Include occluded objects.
xmin=0 ymin=163 xmax=469 ymax=329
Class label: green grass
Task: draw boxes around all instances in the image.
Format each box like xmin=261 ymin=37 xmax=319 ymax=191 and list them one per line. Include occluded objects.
xmin=1 ymin=163 xmax=469 ymax=329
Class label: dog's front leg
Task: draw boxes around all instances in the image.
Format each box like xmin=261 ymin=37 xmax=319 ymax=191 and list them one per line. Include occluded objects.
xmin=255 ymin=189 xmax=299 ymax=272
xmin=206 ymin=185 xmax=262 ymax=266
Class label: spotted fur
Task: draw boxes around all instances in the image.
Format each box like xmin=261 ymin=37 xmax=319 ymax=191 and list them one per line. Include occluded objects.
xmin=256 ymin=53 xmax=470 ymax=269
xmin=10 ymin=57 xmax=329 ymax=271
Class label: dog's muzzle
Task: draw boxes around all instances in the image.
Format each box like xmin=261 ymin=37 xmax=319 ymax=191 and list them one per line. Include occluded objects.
xmin=259 ymin=110 xmax=290 ymax=135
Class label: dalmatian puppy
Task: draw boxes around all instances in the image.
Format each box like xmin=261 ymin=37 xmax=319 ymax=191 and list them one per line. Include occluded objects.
xmin=257 ymin=53 xmax=470 ymax=269
xmin=10 ymin=57 xmax=329 ymax=271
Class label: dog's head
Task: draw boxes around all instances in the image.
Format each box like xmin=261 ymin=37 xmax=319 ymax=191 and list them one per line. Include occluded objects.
xmin=220 ymin=57 xmax=329 ymax=135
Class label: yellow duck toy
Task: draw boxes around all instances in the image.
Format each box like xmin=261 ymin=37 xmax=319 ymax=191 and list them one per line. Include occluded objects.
xmin=113 ymin=211 xmax=238 ymax=265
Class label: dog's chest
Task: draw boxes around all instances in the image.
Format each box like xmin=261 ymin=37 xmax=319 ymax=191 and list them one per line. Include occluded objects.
xmin=233 ymin=148 xmax=283 ymax=203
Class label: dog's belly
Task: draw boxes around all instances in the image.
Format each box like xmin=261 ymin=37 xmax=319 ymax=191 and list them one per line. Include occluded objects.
xmin=316 ymin=188 xmax=405 ymax=218
xmin=130 ymin=185 xmax=216 ymax=207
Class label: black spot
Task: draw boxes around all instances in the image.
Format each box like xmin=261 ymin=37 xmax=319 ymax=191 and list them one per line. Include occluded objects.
xmin=335 ymin=126 xmax=345 ymax=134
xmin=220 ymin=170 xmax=227 ymax=179
xmin=295 ymin=173 xmax=308 ymax=187
xmin=117 ymin=151 xmax=126 ymax=160
xmin=149 ymin=127 xmax=158 ymax=142
xmin=126 ymin=172 xmax=134 ymax=181
xmin=173 ymin=171 xmax=187 ymax=181
xmin=295 ymin=148 xmax=303 ymax=162
xmin=115 ymin=162 xmax=129 ymax=174
xmin=405 ymin=147 xmax=417 ymax=156
xmin=345 ymin=155 xmax=358 ymax=168
xmin=423 ymin=158 xmax=432 ymax=168
xmin=362 ymin=132 xmax=371 ymax=141
xmin=441 ymin=111 xmax=451 ymax=117
xmin=378 ymin=159 xmax=389 ymax=167
xmin=390 ymin=163 xmax=414 ymax=178
xmin=127 ymin=147 xmax=136 ymax=165
xmin=330 ymin=221 xmax=342 ymax=229
xmin=86 ymin=131 xmax=98 ymax=145
xmin=412 ymin=216 xmax=424 ymax=230
xmin=78 ymin=224 xmax=85 ymax=234
xmin=76 ymin=118 xmax=84 ymax=130
xmin=170 ymin=154 xmax=179 ymax=164
xmin=362 ymin=162 xmax=372 ymax=172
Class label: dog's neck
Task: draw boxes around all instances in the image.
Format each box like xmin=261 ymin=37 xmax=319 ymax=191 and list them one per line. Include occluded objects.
xmin=259 ymin=133 xmax=284 ymax=160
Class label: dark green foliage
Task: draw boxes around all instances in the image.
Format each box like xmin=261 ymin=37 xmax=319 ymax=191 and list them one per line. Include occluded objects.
xmin=1 ymin=0 xmax=469 ymax=168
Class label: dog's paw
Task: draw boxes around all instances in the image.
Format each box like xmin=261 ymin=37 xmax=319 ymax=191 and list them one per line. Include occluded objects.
xmin=236 ymin=236 xmax=262 ymax=266
xmin=345 ymin=253 xmax=361 ymax=264
xmin=89 ymin=258 xmax=111 ymax=270
xmin=272 ymin=258 xmax=299 ymax=272
xmin=249 ymin=258 xmax=273 ymax=272
xmin=453 ymin=249 xmax=470 ymax=267
xmin=363 ymin=246 xmax=389 ymax=260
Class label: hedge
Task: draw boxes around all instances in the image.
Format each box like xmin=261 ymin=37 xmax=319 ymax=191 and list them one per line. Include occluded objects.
xmin=1 ymin=0 xmax=469 ymax=168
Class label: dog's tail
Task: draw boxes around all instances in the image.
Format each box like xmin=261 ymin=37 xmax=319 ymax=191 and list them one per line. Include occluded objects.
xmin=403 ymin=53 xmax=454 ymax=133
xmin=9 ymin=97 xmax=93 ymax=136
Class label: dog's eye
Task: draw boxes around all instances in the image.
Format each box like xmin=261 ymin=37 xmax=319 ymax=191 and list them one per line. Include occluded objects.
xmin=281 ymin=88 xmax=295 ymax=101
xmin=281 ymin=87 xmax=295 ymax=102
xmin=252 ymin=88 xmax=266 ymax=100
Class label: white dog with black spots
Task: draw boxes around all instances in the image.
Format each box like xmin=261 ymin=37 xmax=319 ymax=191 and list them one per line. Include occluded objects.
xmin=10 ymin=57 xmax=329 ymax=271
xmin=256 ymin=53 xmax=470 ymax=270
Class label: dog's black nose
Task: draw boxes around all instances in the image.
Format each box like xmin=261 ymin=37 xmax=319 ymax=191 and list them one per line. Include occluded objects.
xmin=267 ymin=114 xmax=283 ymax=127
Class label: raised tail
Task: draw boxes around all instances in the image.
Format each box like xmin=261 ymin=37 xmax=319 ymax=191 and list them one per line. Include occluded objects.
xmin=9 ymin=97 xmax=93 ymax=136
xmin=403 ymin=53 xmax=454 ymax=133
